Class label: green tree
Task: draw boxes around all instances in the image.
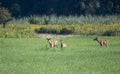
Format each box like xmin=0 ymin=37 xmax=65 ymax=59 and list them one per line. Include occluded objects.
xmin=0 ymin=7 xmax=12 ymax=28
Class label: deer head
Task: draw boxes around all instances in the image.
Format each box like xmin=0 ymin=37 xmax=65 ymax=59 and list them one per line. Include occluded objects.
xmin=60 ymin=39 xmax=67 ymax=48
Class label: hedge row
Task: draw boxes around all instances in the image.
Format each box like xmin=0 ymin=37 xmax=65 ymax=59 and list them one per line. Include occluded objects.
xmin=0 ymin=24 xmax=120 ymax=38
xmin=35 ymin=24 xmax=120 ymax=36
xmin=0 ymin=24 xmax=36 ymax=38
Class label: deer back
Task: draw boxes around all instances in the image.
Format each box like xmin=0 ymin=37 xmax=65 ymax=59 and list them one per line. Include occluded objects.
xmin=60 ymin=40 xmax=67 ymax=48
xmin=49 ymin=39 xmax=58 ymax=45
xmin=62 ymin=43 xmax=67 ymax=48
xmin=100 ymin=40 xmax=108 ymax=45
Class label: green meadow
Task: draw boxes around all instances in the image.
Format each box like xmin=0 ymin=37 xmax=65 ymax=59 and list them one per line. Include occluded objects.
xmin=0 ymin=36 xmax=120 ymax=74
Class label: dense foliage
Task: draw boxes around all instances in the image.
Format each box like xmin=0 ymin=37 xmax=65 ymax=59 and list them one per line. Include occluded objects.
xmin=0 ymin=24 xmax=36 ymax=38
xmin=35 ymin=24 xmax=120 ymax=36
xmin=0 ymin=24 xmax=120 ymax=38
xmin=0 ymin=0 xmax=120 ymax=17
xmin=8 ymin=15 xmax=120 ymax=25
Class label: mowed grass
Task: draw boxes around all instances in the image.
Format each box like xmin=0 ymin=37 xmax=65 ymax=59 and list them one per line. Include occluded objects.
xmin=0 ymin=36 xmax=120 ymax=74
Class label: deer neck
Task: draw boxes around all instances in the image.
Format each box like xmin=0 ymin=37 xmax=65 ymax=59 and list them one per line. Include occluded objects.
xmin=48 ymin=40 xmax=52 ymax=44
xmin=96 ymin=39 xmax=101 ymax=44
xmin=96 ymin=39 xmax=103 ymax=46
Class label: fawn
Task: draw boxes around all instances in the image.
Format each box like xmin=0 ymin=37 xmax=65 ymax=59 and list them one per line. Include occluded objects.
xmin=47 ymin=38 xmax=58 ymax=47
xmin=60 ymin=40 xmax=67 ymax=48
xmin=94 ymin=37 xmax=108 ymax=47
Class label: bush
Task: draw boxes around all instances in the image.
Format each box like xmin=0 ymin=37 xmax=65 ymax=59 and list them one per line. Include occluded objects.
xmin=103 ymin=30 xmax=120 ymax=36
xmin=35 ymin=24 xmax=120 ymax=36
xmin=60 ymin=26 xmax=74 ymax=34
xmin=29 ymin=17 xmax=40 ymax=24
xmin=8 ymin=15 xmax=120 ymax=25
xmin=35 ymin=25 xmax=61 ymax=34
xmin=0 ymin=24 xmax=36 ymax=38
xmin=0 ymin=24 xmax=120 ymax=38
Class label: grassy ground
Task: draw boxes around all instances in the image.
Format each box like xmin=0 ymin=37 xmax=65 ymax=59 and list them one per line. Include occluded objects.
xmin=0 ymin=35 xmax=120 ymax=74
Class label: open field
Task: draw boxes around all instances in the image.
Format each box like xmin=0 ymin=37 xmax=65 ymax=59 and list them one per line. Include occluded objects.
xmin=0 ymin=35 xmax=120 ymax=74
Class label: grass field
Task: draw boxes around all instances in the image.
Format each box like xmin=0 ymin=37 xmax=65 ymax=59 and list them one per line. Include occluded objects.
xmin=0 ymin=35 xmax=120 ymax=74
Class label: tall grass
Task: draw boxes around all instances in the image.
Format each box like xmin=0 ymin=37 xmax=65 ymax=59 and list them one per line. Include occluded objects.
xmin=0 ymin=24 xmax=120 ymax=38
xmin=8 ymin=15 xmax=120 ymax=25
xmin=36 ymin=24 xmax=120 ymax=36
xmin=0 ymin=24 xmax=36 ymax=38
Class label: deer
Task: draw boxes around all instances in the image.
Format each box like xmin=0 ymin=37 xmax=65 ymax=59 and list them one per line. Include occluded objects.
xmin=94 ymin=37 xmax=108 ymax=47
xmin=47 ymin=38 xmax=58 ymax=48
xmin=60 ymin=40 xmax=67 ymax=48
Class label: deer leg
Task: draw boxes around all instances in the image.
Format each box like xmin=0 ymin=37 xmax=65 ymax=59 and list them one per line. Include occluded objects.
xmin=100 ymin=43 xmax=103 ymax=46
xmin=106 ymin=43 xmax=108 ymax=47
xmin=56 ymin=45 xmax=58 ymax=48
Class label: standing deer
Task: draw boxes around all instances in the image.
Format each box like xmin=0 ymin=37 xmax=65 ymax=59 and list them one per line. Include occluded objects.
xmin=60 ymin=40 xmax=67 ymax=48
xmin=94 ymin=37 xmax=108 ymax=47
xmin=47 ymin=38 xmax=58 ymax=48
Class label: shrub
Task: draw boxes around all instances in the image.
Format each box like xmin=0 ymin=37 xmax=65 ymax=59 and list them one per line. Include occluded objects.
xmin=35 ymin=24 xmax=120 ymax=36
xmin=29 ymin=17 xmax=40 ymax=24
xmin=0 ymin=24 xmax=36 ymax=38
xmin=103 ymin=30 xmax=120 ymax=36
xmin=60 ymin=26 xmax=74 ymax=34
xmin=0 ymin=24 xmax=120 ymax=38
xmin=8 ymin=15 xmax=120 ymax=25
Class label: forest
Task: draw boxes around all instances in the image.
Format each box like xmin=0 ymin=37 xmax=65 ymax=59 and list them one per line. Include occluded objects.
xmin=0 ymin=0 xmax=120 ymax=17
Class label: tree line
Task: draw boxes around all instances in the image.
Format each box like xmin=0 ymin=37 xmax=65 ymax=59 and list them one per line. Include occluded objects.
xmin=0 ymin=0 xmax=120 ymax=17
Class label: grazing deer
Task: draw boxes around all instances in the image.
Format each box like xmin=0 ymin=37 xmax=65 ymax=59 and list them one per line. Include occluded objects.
xmin=60 ymin=40 xmax=67 ymax=48
xmin=94 ymin=37 xmax=108 ymax=47
xmin=47 ymin=38 xmax=58 ymax=48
